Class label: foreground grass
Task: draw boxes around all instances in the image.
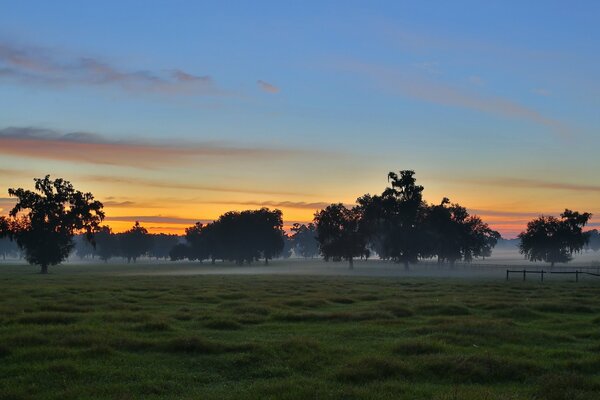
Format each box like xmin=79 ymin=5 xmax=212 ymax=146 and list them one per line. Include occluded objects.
xmin=1 ymin=264 xmax=600 ymax=399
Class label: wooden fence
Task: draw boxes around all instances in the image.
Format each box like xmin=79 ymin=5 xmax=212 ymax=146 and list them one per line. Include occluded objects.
xmin=506 ymin=269 xmax=600 ymax=282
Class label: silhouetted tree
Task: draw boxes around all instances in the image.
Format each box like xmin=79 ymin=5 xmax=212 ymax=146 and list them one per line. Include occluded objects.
xmin=150 ymin=233 xmax=179 ymax=260
xmin=519 ymin=210 xmax=591 ymax=267
xmin=176 ymin=208 xmax=285 ymax=265
xmin=586 ymin=229 xmax=600 ymax=252
xmin=278 ymin=234 xmax=293 ymax=259
xmin=314 ymin=203 xmax=367 ymax=269
xmin=169 ymin=243 xmax=190 ymax=261
xmin=118 ymin=221 xmax=153 ymax=263
xmin=0 ymin=176 xmax=104 ymax=273
xmin=291 ymin=223 xmax=319 ymax=258
xmin=184 ymin=222 xmax=210 ymax=262
xmin=252 ymin=208 xmax=285 ymax=265
xmin=359 ymin=171 xmax=427 ymax=269
xmin=95 ymin=226 xmax=116 ymax=262
xmin=425 ymin=199 xmax=500 ymax=265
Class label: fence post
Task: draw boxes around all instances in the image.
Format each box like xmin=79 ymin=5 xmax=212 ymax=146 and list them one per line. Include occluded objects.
xmin=506 ymin=270 xmax=509 ymax=281
xmin=576 ymin=270 xmax=579 ymax=282
xmin=541 ymin=270 xmax=544 ymax=282
xmin=523 ymin=269 xmax=526 ymax=281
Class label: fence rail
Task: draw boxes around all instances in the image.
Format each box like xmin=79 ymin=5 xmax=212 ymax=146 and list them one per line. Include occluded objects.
xmin=506 ymin=269 xmax=600 ymax=282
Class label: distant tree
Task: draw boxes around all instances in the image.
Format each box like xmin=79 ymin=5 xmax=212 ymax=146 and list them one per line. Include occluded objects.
xmin=0 ymin=236 xmax=19 ymax=260
xmin=278 ymin=234 xmax=293 ymax=259
xmin=169 ymin=243 xmax=190 ymax=261
xmin=118 ymin=221 xmax=153 ymax=263
xmin=73 ymin=234 xmax=96 ymax=260
xmin=150 ymin=233 xmax=179 ymax=260
xmin=95 ymin=226 xmax=116 ymax=262
xmin=291 ymin=223 xmax=319 ymax=258
xmin=519 ymin=210 xmax=592 ymax=267
xmin=587 ymin=229 xmax=600 ymax=252
xmin=314 ymin=203 xmax=368 ymax=269
xmin=0 ymin=176 xmax=104 ymax=273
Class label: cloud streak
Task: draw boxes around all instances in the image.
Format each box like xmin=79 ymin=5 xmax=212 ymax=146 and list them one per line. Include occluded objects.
xmin=105 ymin=215 xmax=204 ymax=225
xmin=85 ymin=175 xmax=308 ymax=197
xmin=0 ymin=41 xmax=217 ymax=95
xmin=257 ymin=80 xmax=280 ymax=93
xmin=339 ymin=61 xmax=569 ymax=136
xmin=203 ymin=200 xmax=333 ymax=210
xmin=0 ymin=127 xmax=312 ymax=168
xmin=456 ymin=177 xmax=600 ymax=193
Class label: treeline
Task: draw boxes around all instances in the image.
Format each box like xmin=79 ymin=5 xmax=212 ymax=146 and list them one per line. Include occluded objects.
xmin=71 ymin=218 xmax=321 ymax=265
xmin=72 ymin=222 xmax=178 ymax=263
xmin=0 ymin=173 xmax=595 ymax=273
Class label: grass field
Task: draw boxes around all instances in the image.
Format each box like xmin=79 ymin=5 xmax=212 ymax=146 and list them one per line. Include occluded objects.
xmin=1 ymin=262 xmax=600 ymax=399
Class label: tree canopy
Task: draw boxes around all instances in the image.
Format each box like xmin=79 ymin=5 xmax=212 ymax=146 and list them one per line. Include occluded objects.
xmin=0 ymin=176 xmax=104 ymax=273
xmin=314 ymin=203 xmax=368 ymax=268
xmin=519 ymin=210 xmax=592 ymax=267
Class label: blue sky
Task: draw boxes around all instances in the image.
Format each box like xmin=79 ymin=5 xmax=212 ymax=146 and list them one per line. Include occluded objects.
xmin=1 ymin=1 xmax=599 ymax=236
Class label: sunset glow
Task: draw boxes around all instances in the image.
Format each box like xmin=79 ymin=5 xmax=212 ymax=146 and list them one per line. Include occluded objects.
xmin=1 ymin=2 xmax=599 ymax=238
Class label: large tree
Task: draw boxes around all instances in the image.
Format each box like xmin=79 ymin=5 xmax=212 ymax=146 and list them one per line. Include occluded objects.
xmin=184 ymin=222 xmax=210 ymax=262
xmin=519 ymin=210 xmax=592 ymax=267
xmin=314 ymin=203 xmax=367 ymax=269
xmin=0 ymin=176 xmax=104 ymax=273
xmin=358 ymin=171 xmax=428 ymax=269
xmin=176 ymin=208 xmax=285 ymax=265
xmin=95 ymin=226 xmax=117 ymax=262
xmin=425 ymin=199 xmax=500 ymax=265
xmin=118 ymin=221 xmax=153 ymax=263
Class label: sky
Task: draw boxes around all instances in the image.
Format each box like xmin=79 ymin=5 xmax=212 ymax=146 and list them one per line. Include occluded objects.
xmin=0 ymin=1 xmax=599 ymax=238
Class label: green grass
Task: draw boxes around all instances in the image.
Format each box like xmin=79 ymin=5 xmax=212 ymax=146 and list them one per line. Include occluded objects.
xmin=1 ymin=263 xmax=600 ymax=399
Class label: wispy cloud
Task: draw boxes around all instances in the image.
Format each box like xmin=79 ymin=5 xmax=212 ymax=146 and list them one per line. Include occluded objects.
xmin=0 ymin=126 xmax=312 ymax=168
xmin=105 ymin=215 xmax=203 ymax=225
xmin=532 ymin=88 xmax=551 ymax=96
xmin=0 ymin=40 xmax=218 ymax=95
xmin=337 ymin=60 xmax=569 ymax=136
xmin=204 ymin=200 xmax=333 ymax=210
xmin=85 ymin=175 xmax=307 ymax=197
xmin=462 ymin=177 xmax=600 ymax=193
xmin=257 ymin=79 xmax=280 ymax=94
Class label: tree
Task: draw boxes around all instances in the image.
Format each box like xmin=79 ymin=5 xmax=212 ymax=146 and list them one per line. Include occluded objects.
xmin=425 ymin=199 xmax=500 ymax=265
xmin=252 ymin=208 xmax=285 ymax=265
xmin=586 ymin=229 xmax=600 ymax=252
xmin=169 ymin=243 xmax=190 ymax=261
xmin=185 ymin=222 xmax=210 ymax=262
xmin=118 ymin=221 xmax=153 ymax=263
xmin=519 ymin=210 xmax=592 ymax=267
xmin=95 ymin=226 xmax=117 ymax=262
xmin=358 ymin=171 xmax=427 ymax=269
xmin=314 ymin=203 xmax=367 ymax=269
xmin=291 ymin=223 xmax=319 ymax=258
xmin=0 ymin=176 xmax=104 ymax=273
xmin=0 ymin=236 xmax=20 ymax=260
xmin=149 ymin=233 xmax=179 ymax=260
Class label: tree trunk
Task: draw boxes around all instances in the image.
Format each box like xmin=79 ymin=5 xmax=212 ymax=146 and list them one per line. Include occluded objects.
xmin=348 ymin=257 xmax=354 ymax=269
xmin=265 ymin=258 xmax=269 ymax=265
xmin=40 ymin=264 xmax=48 ymax=274
xmin=404 ymin=260 xmax=409 ymax=270
xmin=211 ymin=258 xmax=216 ymax=265
xmin=551 ymin=261 xmax=555 ymax=268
